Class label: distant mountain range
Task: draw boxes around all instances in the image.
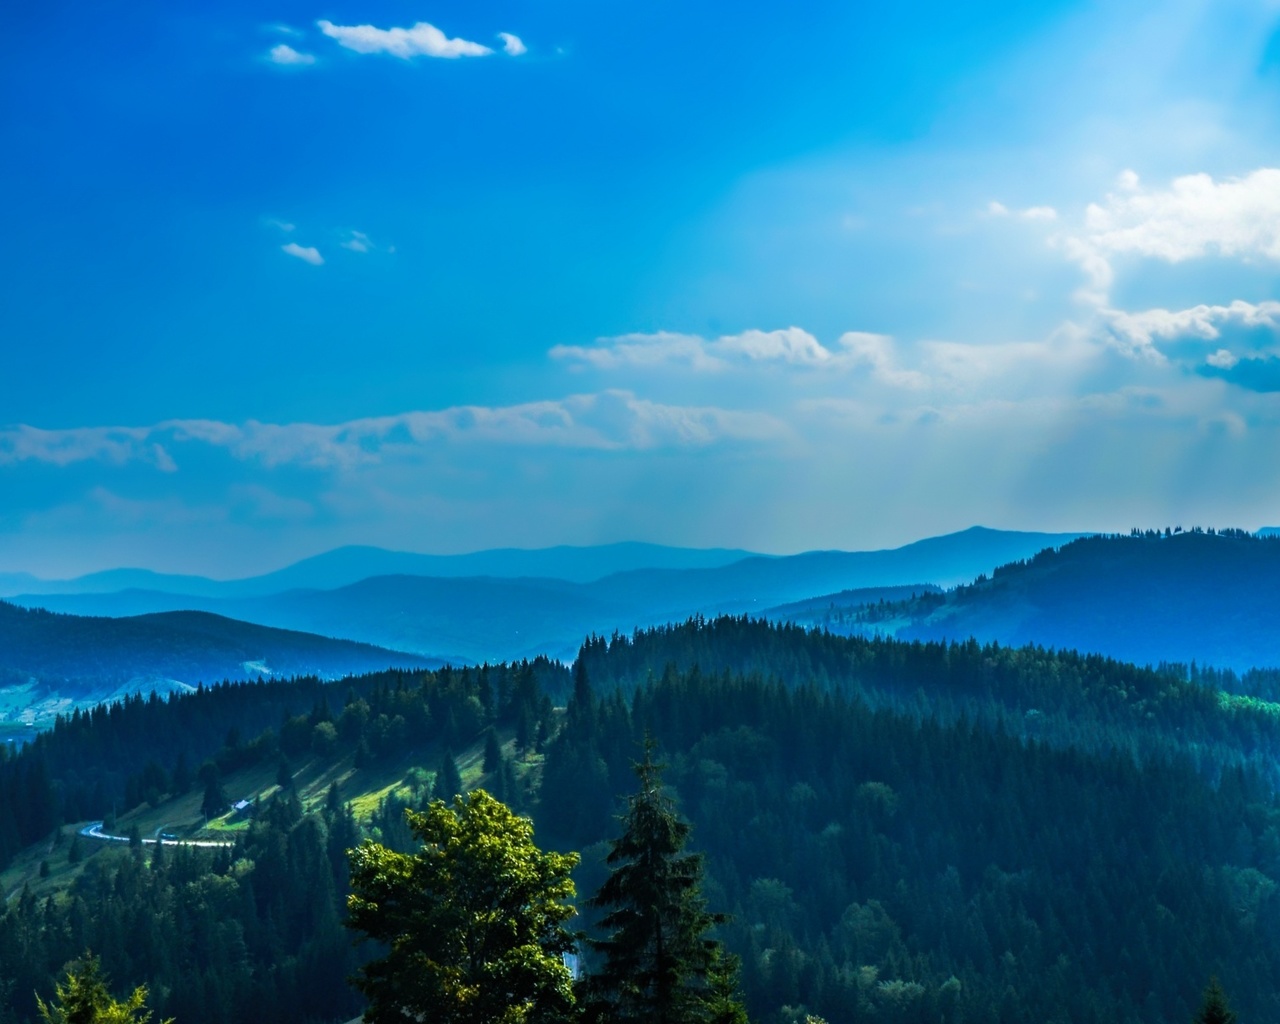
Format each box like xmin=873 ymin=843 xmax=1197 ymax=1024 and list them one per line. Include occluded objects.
xmin=777 ymin=529 xmax=1280 ymax=672
xmin=0 ymin=542 xmax=761 ymax=599
xmin=5 ymin=528 xmax=1082 ymax=663
xmin=0 ymin=602 xmax=436 ymax=736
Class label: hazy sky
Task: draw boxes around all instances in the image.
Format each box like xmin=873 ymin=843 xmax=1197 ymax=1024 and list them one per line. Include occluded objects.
xmin=4 ymin=0 xmax=1280 ymax=576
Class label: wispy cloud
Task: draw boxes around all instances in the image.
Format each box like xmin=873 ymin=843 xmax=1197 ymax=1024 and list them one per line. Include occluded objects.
xmin=497 ymin=32 xmax=527 ymax=56
xmin=988 ymin=201 xmax=1058 ymax=221
xmin=0 ymin=394 xmax=787 ymax=474
xmin=282 ymin=242 xmax=323 ymax=266
xmin=552 ymin=327 xmax=861 ymax=371
xmin=341 ymin=231 xmax=371 ymax=253
xmin=0 ymin=426 xmax=177 ymax=471
xmin=269 ymin=44 xmax=316 ymax=65
xmin=318 ymin=19 xmax=493 ymax=59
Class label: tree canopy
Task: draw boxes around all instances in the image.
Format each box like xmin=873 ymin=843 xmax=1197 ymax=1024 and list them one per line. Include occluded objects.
xmin=36 ymin=953 xmax=170 ymax=1024
xmin=347 ymin=789 xmax=580 ymax=1024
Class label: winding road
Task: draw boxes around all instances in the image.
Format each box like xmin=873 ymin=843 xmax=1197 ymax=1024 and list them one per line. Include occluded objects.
xmin=78 ymin=821 xmax=234 ymax=848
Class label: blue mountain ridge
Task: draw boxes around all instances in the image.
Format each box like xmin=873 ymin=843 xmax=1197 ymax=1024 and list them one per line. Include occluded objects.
xmin=10 ymin=528 xmax=1081 ymax=663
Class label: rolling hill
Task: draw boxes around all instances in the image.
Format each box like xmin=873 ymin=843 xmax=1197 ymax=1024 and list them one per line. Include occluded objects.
xmin=0 ymin=601 xmax=438 ymax=736
xmin=776 ymin=529 xmax=1280 ymax=671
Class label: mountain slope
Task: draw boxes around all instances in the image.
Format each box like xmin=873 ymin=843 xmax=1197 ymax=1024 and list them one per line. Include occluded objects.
xmin=786 ymin=529 xmax=1280 ymax=670
xmin=0 ymin=601 xmax=438 ymax=734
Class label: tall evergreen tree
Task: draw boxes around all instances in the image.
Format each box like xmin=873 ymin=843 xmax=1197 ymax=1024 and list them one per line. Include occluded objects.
xmin=1195 ymin=978 xmax=1237 ymax=1024
xmin=434 ymin=748 xmax=464 ymax=803
xmin=585 ymin=744 xmax=736 ymax=1024
xmin=483 ymin=728 xmax=503 ymax=774
xmin=36 ymin=952 xmax=172 ymax=1024
xmin=199 ymin=770 xmax=227 ymax=821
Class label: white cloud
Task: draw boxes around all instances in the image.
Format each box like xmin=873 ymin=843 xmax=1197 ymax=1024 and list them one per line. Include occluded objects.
xmin=1057 ymin=169 xmax=1280 ymax=307
xmin=318 ymin=20 xmax=493 ymax=59
xmin=1104 ymin=300 xmax=1280 ymax=349
xmin=1020 ymin=206 xmax=1058 ymax=221
xmin=1207 ymin=349 xmax=1240 ymax=369
xmin=341 ymin=230 xmax=373 ymax=253
xmin=340 ymin=230 xmax=371 ymax=253
xmin=987 ymin=201 xmax=1056 ymax=220
xmin=266 ymin=218 xmax=296 ymax=233
xmin=548 ymin=326 xmax=1111 ymax=402
xmin=498 ymin=32 xmax=527 ymax=56
xmin=0 ymin=426 xmax=175 ymax=470
xmin=282 ymin=242 xmax=323 ymax=266
xmin=1084 ymin=168 xmax=1280 ymax=263
xmin=269 ymin=44 xmax=315 ymax=65
xmin=552 ymin=327 xmax=846 ymax=371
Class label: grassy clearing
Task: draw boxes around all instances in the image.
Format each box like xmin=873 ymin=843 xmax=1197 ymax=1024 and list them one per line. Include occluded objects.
xmin=0 ymin=725 xmax=540 ymax=907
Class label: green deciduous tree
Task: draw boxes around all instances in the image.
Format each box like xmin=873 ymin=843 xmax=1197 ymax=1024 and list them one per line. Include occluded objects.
xmin=347 ymin=789 xmax=580 ymax=1024
xmin=586 ymin=745 xmax=743 ymax=1024
xmin=36 ymin=952 xmax=172 ymax=1024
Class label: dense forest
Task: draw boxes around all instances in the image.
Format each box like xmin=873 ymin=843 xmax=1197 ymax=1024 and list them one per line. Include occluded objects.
xmin=1 ymin=617 xmax=1277 ymax=1023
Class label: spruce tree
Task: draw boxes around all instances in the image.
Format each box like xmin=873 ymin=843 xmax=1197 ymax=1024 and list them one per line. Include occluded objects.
xmin=434 ymin=748 xmax=464 ymax=803
xmin=36 ymin=951 xmax=172 ymax=1024
xmin=586 ymin=744 xmax=739 ymax=1024
xmin=1194 ymin=977 xmax=1237 ymax=1024
xmin=483 ymin=728 xmax=503 ymax=774
xmin=703 ymin=951 xmax=749 ymax=1024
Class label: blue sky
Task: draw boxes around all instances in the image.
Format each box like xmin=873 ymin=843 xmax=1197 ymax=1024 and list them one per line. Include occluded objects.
xmin=4 ymin=0 xmax=1280 ymax=576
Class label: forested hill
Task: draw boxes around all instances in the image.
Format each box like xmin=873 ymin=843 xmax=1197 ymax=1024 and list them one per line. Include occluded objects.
xmin=776 ymin=528 xmax=1280 ymax=671
xmin=1 ymin=618 xmax=1279 ymax=1024
xmin=0 ymin=600 xmax=436 ymax=703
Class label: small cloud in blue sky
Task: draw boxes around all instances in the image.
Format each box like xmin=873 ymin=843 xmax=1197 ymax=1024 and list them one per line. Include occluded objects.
xmin=341 ymin=231 xmax=370 ymax=253
xmin=987 ymin=201 xmax=1058 ymax=221
xmin=268 ymin=44 xmax=315 ymax=66
xmin=497 ymin=33 xmax=527 ymax=57
xmin=281 ymin=242 xmax=323 ymax=265
xmin=318 ymin=19 xmax=493 ymax=59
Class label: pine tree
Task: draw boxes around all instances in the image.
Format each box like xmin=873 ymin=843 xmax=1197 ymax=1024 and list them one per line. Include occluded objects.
xmin=1194 ymin=977 xmax=1237 ymax=1024
xmin=703 ymin=951 xmax=749 ymax=1024
xmin=434 ymin=748 xmax=463 ymax=803
xmin=483 ymin=728 xmax=503 ymax=774
xmin=36 ymin=951 xmax=172 ymax=1024
xmin=586 ymin=744 xmax=734 ymax=1024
